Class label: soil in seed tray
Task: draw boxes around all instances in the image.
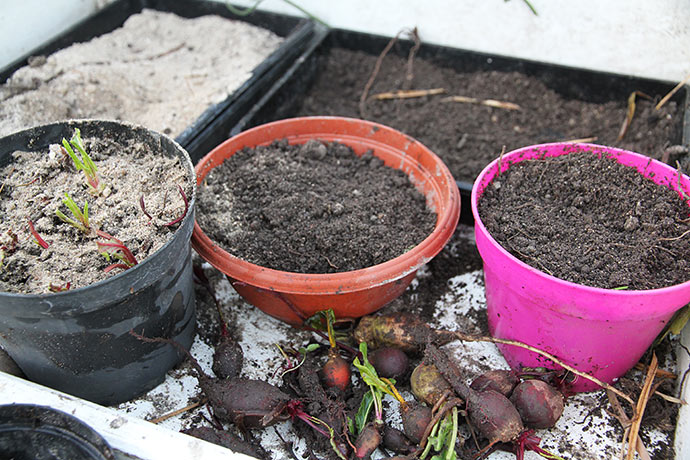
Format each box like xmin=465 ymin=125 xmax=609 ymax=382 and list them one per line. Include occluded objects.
xmin=0 ymin=9 xmax=283 ymax=137
xmin=295 ymin=47 xmax=684 ymax=183
xmin=478 ymin=151 xmax=690 ymax=290
xmin=197 ymin=139 xmax=436 ymax=273
xmin=0 ymin=134 xmax=190 ymax=294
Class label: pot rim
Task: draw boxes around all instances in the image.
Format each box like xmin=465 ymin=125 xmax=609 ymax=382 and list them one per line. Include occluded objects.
xmin=192 ymin=116 xmax=460 ymax=294
xmin=471 ymin=141 xmax=690 ymax=296
xmin=0 ymin=119 xmax=197 ymax=300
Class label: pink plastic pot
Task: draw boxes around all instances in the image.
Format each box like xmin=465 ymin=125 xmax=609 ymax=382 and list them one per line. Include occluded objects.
xmin=193 ymin=117 xmax=460 ymax=325
xmin=471 ymin=143 xmax=690 ymax=392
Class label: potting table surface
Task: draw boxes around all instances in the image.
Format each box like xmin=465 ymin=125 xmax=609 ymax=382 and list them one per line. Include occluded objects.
xmin=111 ymin=223 xmax=679 ymax=460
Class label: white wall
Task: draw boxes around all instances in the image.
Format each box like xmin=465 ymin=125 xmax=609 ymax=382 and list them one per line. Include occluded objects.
xmin=2 ymin=1 xmax=689 ymax=83
xmin=0 ymin=0 xmax=111 ymax=71
xmin=219 ymin=0 xmax=690 ymax=84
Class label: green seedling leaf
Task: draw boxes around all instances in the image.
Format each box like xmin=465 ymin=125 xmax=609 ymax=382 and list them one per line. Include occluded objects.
xmin=346 ymin=416 xmax=355 ymax=438
xmin=62 ymin=128 xmax=103 ymax=194
xmin=278 ymin=342 xmax=320 ymax=378
xmin=299 ymin=343 xmax=321 ymax=354
xmin=354 ymin=389 xmax=374 ymax=434
xmin=669 ymin=305 xmax=690 ymax=335
xmin=55 ymin=193 xmax=90 ymax=234
xmin=423 ymin=407 xmax=458 ymax=460
xmin=352 ymin=342 xmax=397 ymax=398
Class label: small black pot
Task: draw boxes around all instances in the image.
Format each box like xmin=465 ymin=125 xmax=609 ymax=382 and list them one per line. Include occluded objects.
xmin=0 ymin=404 xmax=115 ymax=460
xmin=0 ymin=120 xmax=196 ymax=405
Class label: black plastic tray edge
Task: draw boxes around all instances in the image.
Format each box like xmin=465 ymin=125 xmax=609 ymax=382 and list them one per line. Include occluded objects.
xmin=182 ymin=18 xmax=315 ymax=162
xmin=229 ymin=23 xmax=330 ymax=137
xmin=0 ymin=0 xmax=316 ymax=162
xmin=230 ymin=27 xmax=690 ymax=225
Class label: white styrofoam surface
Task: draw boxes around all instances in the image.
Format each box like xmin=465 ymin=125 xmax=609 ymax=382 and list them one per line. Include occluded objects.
xmin=0 ymin=225 xmax=686 ymax=459
xmin=0 ymin=372 xmax=251 ymax=460
xmin=111 ymin=226 xmax=685 ymax=460
xmin=674 ymin=325 xmax=690 ymax=458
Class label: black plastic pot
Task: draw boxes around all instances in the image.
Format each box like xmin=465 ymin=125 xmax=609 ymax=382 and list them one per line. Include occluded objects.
xmin=229 ymin=28 xmax=690 ymax=224
xmin=0 ymin=404 xmax=115 ymax=460
xmin=0 ymin=0 xmax=317 ymax=163
xmin=0 ymin=120 xmax=196 ymax=405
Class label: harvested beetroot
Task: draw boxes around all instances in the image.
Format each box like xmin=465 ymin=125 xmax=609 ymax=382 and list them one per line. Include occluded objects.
xmin=466 ymin=388 xmax=524 ymax=444
xmin=181 ymin=426 xmax=264 ymax=458
xmin=510 ymin=379 xmax=565 ymax=429
xmin=212 ymin=335 xmax=244 ymax=380
xmin=382 ymin=425 xmax=416 ymax=455
xmin=470 ymin=369 xmax=520 ymax=397
xmin=424 ymin=345 xmax=524 ymax=445
xmin=354 ymin=422 xmax=382 ymax=460
xmin=400 ymin=402 xmax=432 ymax=445
xmin=368 ymin=347 xmax=409 ymax=379
xmin=410 ymin=362 xmax=451 ymax=406
xmin=131 ymin=331 xmax=290 ymax=428
xmin=353 ymin=313 xmax=454 ymax=353
xmin=206 ymin=377 xmax=292 ymax=428
xmin=193 ymin=263 xmax=244 ymax=380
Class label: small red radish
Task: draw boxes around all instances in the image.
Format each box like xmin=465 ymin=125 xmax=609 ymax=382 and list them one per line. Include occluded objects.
xmin=322 ymin=348 xmax=351 ymax=392
xmin=354 ymin=313 xmax=455 ymax=353
xmin=510 ymin=379 xmax=565 ymax=429
xmin=368 ymin=347 xmax=409 ymax=379
xmin=320 ymin=310 xmax=351 ymax=391
xmin=410 ymin=362 xmax=451 ymax=406
xmin=471 ymin=369 xmax=520 ymax=397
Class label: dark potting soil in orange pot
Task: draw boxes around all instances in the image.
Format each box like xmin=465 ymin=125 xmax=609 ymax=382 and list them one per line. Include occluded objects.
xmin=192 ymin=117 xmax=460 ymax=324
xmin=197 ymin=138 xmax=435 ymax=274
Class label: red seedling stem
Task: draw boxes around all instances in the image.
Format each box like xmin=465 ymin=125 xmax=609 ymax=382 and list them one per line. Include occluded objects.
xmin=139 ymin=185 xmax=189 ymax=227
xmin=49 ymin=282 xmax=72 ymax=292
xmin=28 ymin=220 xmax=50 ymax=249
xmin=164 ymin=185 xmax=189 ymax=227
xmin=139 ymin=195 xmax=153 ymax=220
xmin=96 ymin=230 xmax=138 ymax=271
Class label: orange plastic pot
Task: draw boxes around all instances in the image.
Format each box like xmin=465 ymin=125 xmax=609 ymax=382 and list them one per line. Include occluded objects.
xmin=192 ymin=117 xmax=460 ymax=325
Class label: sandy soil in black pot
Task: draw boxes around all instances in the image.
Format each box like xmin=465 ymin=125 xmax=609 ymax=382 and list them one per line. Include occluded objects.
xmin=0 ymin=129 xmax=192 ymax=294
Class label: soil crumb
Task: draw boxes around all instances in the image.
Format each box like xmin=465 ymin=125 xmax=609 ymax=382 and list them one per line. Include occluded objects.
xmin=197 ymin=139 xmax=436 ymax=273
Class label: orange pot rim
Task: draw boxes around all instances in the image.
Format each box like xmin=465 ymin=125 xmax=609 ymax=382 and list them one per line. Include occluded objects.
xmin=192 ymin=116 xmax=460 ymax=294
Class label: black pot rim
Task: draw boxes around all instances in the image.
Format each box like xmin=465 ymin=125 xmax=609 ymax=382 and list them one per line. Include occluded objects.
xmin=0 ymin=119 xmax=197 ymax=301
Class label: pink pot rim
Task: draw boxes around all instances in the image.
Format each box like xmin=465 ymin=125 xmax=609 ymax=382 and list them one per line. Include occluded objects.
xmin=471 ymin=142 xmax=690 ymax=300
xmin=193 ymin=116 xmax=461 ymax=295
